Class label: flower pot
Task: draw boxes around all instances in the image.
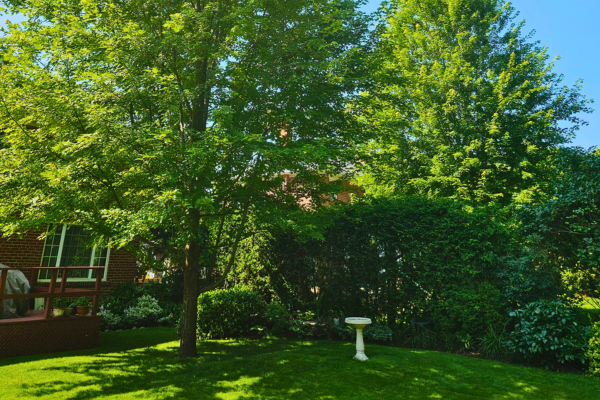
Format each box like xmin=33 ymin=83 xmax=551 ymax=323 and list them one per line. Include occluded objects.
xmin=63 ymin=307 xmax=72 ymax=317
xmin=77 ymin=306 xmax=90 ymax=316
xmin=52 ymin=307 xmax=65 ymax=317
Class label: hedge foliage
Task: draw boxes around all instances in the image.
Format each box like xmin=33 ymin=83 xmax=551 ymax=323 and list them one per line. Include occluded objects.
xmin=247 ymin=198 xmax=508 ymax=332
xmin=197 ymin=287 xmax=265 ymax=339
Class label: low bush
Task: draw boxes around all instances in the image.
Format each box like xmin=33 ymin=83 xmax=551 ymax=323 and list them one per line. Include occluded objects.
xmin=124 ymin=295 xmax=163 ymax=325
xmin=99 ymin=309 xmax=122 ymax=330
xmin=586 ymin=321 xmax=600 ymax=377
xmin=506 ymin=300 xmax=589 ymax=369
xmin=102 ymin=282 xmax=140 ymax=315
xmin=289 ymin=310 xmax=316 ymax=338
xmin=99 ymin=280 xmax=181 ymax=331
xmin=264 ymin=302 xmax=291 ymax=335
xmin=401 ymin=322 xmax=438 ymax=350
xmin=364 ymin=323 xmax=393 ymax=342
xmin=197 ymin=287 xmax=265 ymax=339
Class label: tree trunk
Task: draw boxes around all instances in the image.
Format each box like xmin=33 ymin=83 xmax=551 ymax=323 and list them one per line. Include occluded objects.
xmin=179 ymin=242 xmax=201 ymax=358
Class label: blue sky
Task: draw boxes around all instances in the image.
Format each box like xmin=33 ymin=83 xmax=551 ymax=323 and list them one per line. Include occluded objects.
xmin=361 ymin=0 xmax=600 ymax=148
xmin=3 ymin=1 xmax=598 ymax=148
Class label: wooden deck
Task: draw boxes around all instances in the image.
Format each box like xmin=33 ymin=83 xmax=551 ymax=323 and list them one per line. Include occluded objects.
xmin=0 ymin=314 xmax=101 ymax=359
xmin=0 ymin=267 xmax=104 ymax=360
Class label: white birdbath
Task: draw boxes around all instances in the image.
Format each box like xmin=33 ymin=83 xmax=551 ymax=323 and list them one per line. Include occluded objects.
xmin=345 ymin=317 xmax=372 ymax=361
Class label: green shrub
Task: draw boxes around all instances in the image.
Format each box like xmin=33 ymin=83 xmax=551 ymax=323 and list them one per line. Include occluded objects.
xmin=197 ymin=288 xmax=265 ymax=339
xmin=101 ymin=282 xmax=140 ymax=314
xmin=431 ymin=282 xmax=505 ymax=350
xmin=265 ymin=302 xmax=291 ymax=335
xmin=364 ymin=323 xmax=393 ymax=342
xmin=158 ymin=304 xmax=183 ymax=327
xmin=506 ymin=300 xmax=589 ymax=369
xmin=329 ymin=320 xmax=355 ymax=340
xmin=99 ymin=309 xmax=122 ymax=330
xmin=289 ymin=310 xmax=316 ymax=338
xmin=124 ymin=295 xmax=163 ymax=325
xmin=402 ymin=323 xmax=437 ymax=349
xmin=586 ymin=321 xmax=600 ymax=377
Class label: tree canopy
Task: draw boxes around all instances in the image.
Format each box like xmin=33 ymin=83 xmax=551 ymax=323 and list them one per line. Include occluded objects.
xmin=357 ymin=0 xmax=591 ymax=209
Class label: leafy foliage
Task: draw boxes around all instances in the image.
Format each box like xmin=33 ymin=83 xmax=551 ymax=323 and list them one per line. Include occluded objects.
xmin=264 ymin=302 xmax=291 ymax=335
xmin=100 ymin=281 xmax=181 ymax=330
xmin=506 ymin=301 xmax=589 ymax=369
xmin=124 ymin=295 xmax=163 ymax=325
xmin=196 ymin=288 xmax=265 ymax=340
xmin=364 ymin=323 xmax=393 ymax=342
xmin=519 ymin=148 xmax=600 ymax=299
xmin=431 ymin=282 xmax=506 ymax=350
xmin=586 ymin=321 xmax=600 ymax=377
xmin=102 ymin=283 xmax=140 ymax=315
xmin=358 ymin=0 xmax=591 ymax=208
xmin=72 ymin=296 xmax=90 ymax=307
xmin=53 ymin=297 xmax=70 ymax=308
xmin=479 ymin=325 xmax=508 ymax=359
xmin=239 ymin=197 xmax=510 ymax=341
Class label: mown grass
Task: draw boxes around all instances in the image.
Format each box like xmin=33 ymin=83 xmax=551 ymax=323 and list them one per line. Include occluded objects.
xmin=1 ymin=327 xmax=600 ymax=399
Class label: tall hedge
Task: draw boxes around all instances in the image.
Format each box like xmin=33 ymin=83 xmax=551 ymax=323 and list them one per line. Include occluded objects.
xmin=255 ymin=197 xmax=509 ymax=328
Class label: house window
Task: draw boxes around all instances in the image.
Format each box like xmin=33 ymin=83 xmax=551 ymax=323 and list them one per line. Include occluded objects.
xmin=39 ymin=225 xmax=110 ymax=281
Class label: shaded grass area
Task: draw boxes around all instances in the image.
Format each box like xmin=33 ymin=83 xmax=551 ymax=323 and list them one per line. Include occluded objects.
xmin=1 ymin=328 xmax=600 ymax=399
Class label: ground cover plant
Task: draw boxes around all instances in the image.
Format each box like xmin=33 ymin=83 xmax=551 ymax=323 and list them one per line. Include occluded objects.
xmin=2 ymin=328 xmax=600 ymax=400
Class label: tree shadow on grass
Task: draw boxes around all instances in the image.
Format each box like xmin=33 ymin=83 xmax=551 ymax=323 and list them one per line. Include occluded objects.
xmin=0 ymin=327 xmax=179 ymax=367
xmin=14 ymin=337 xmax=600 ymax=400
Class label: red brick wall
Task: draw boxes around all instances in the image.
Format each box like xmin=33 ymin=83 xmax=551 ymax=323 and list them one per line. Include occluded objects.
xmin=282 ymin=174 xmax=362 ymax=205
xmin=0 ymin=231 xmax=45 ymax=269
xmin=0 ymin=231 xmax=136 ymax=297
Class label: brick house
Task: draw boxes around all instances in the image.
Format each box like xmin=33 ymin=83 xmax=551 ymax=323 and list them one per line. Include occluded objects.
xmin=0 ymin=226 xmax=137 ymax=300
xmin=281 ymin=172 xmax=361 ymax=206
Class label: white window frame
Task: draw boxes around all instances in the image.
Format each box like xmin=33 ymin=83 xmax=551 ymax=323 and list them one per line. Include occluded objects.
xmin=38 ymin=224 xmax=110 ymax=282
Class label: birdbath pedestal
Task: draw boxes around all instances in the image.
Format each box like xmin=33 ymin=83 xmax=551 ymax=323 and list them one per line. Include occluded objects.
xmin=345 ymin=317 xmax=372 ymax=361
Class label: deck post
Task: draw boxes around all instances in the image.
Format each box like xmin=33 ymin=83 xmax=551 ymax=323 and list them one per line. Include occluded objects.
xmin=0 ymin=269 xmax=7 ymax=308
xmin=44 ymin=269 xmax=58 ymax=319
xmin=59 ymin=268 xmax=69 ymax=293
xmin=91 ymin=268 xmax=103 ymax=316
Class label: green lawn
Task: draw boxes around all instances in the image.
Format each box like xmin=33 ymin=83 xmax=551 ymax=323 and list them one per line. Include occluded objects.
xmin=1 ymin=328 xmax=600 ymax=399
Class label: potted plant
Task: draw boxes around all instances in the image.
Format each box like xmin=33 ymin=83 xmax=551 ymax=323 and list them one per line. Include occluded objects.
xmin=52 ymin=306 xmax=65 ymax=317
xmin=73 ymin=297 xmax=90 ymax=316
xmin=54 ymin=297 xmax=72 ymax=317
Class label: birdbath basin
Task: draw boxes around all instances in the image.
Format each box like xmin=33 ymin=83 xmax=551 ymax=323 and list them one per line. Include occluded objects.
xmin=345 ymin=317 xmax=372 ymax=361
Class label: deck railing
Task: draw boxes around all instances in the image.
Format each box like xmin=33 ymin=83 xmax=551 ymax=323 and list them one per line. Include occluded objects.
xmin=0 ymin=266 xmax=104 ymax=319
